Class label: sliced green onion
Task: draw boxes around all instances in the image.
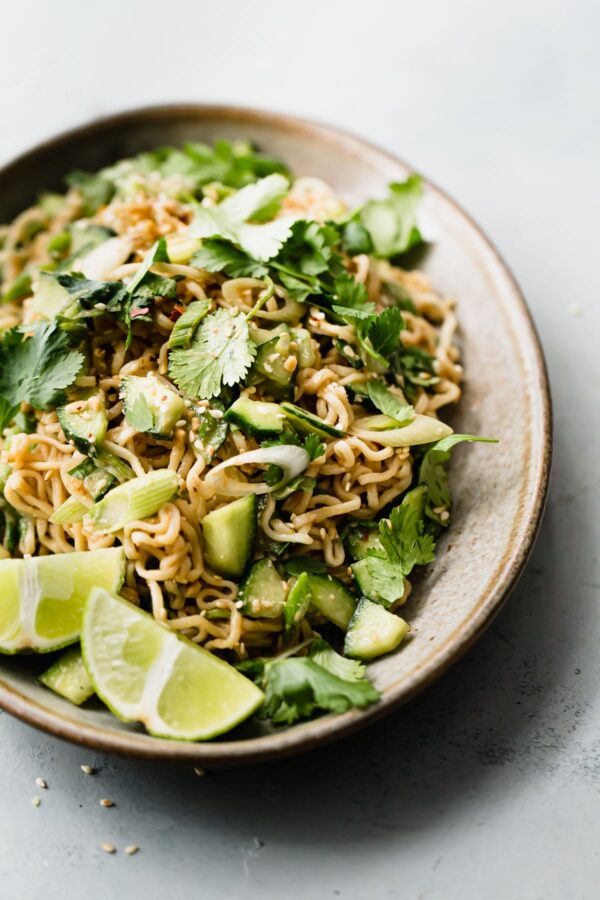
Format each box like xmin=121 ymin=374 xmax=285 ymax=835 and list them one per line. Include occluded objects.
xmin=351 ymin=414 xmax=453 ymax=447
xmin=167 ymin=300 xmax=211 ymax=350
xmin=50 ymin=495 xmax=89 ymax=525
xmin=204 ymin=446 xmax=310 ymax=497
xmin=87 ymin=469 xmax=179 ymax=533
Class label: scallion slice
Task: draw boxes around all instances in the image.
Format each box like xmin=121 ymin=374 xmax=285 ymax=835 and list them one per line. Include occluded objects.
xmin=87 ymin=469 xmax=179 ymax=533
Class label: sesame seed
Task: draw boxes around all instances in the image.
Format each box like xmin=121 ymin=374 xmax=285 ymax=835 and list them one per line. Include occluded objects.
xmin=124 ymin=845 xmax=139 ymax=856
xmin=80 ymin=765 xmax=94 ymax=775
xmin=100 ymin=798 xmax=115 ymax=808
xmin=176 ymin=419 xmax=186 ymax=427
xmin=35 ymin=777 xmax=47 ymax=790
xmin=100 ymin=842 xmax=116 ymax=855
xmin=94 ymin=302 xmax=107 ymax=311
xmin=440 ymin=510 xmax=450 ymax=522
xmin=193 ymin=767 xmax=206 ymax=777
xmin=32 ymin=796 xmax=41 ymax=807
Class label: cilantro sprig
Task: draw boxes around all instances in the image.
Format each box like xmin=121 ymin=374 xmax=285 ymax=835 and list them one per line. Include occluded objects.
xmin=0 ymin=321 xmax=84 ymax=411
xmin=364 ymin=487 xmax=435 ymax=605
xmin=241 ymin=641 xmax=379 ymax=725
xmin=168 ymin=307 xmax=256 ymax=399
xmin=419 ymin=434 xmax=498 ymax=526
xmin=366 ymin=381 xmax=414 ymax=426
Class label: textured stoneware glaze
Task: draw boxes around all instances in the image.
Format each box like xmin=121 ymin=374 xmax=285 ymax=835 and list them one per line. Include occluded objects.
xmin=0 ymin=106 xmax=552 ymax=765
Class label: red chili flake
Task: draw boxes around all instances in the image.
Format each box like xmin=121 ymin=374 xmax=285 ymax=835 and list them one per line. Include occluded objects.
xmin=169 ymin=304 xmax=185 ymax=322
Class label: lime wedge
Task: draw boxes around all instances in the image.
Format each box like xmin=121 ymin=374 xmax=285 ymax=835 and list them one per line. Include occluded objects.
xmin=82 ymin=589 xmax=264 ymax=740
xmin=0 ymin=547 xmax=125 ymax=653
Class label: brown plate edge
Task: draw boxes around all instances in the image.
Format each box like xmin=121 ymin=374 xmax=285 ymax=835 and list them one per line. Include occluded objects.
xmin=0 ymin=103 xmax=553 ymax=767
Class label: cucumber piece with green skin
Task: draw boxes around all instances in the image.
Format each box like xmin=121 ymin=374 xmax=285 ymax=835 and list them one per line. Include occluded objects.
xmin=68 ymin=458 xmax=117 ymax=501
xmin=121 ymin=374 xmax=185 ymax=438
xmin=307 ymin=574 xmax=356 ymax=630
xmin=344 ymin=597 xmax=409 ymax=660
xmin=250 ymin=332 xmax=296 ymax=400
xmin=57 ymin=396 xmax=107 ymax=455
xmin=238 ymin=558 xmax=287 ymax=618
xmin=224 ymin=397 xmax=286 ymax=439
xmin=283 ymin=571 xmax=311 ymax=637
xmin=346 ymin=525 xmax=384 ymax=560
xmin=39 ymin=646 xmax=94 ymax=705
xmin=281 ymin=402 xmax=344 ymax=439
xmin=202 ymin=495 xmax=256 ymax=578
xmin=290 ymin=328 xmax=318 ymax=368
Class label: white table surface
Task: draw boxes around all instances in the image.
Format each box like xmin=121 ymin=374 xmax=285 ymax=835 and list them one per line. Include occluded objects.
xmin=1 ymin=1 xmax=599 ymax=897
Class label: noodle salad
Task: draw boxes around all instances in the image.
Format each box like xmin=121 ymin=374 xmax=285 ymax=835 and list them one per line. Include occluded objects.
xmin=0 ymin=141 xmax=494 ymax=739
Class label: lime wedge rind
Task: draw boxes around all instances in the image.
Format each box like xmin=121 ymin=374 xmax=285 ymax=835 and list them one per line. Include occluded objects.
xmin=82 ymin=588 xmax=264 ymax=741
xmin=0 ymin=548 xmax=125 ymax=654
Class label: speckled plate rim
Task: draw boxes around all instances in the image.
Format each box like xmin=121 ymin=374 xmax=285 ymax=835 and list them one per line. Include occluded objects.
xmin=0 ymin=104 xmax=552 ymax=766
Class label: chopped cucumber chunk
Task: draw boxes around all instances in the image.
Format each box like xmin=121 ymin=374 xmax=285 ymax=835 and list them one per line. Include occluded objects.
xmin=39 ymin=646 xmax=94 ymax=705
xmin=307 ymin=574 xmax=356 ymax=630
xmin=69 ymin=452 xmax=134 ymax=501
xmin=250 ymin=332 xmax=296 ymax=400
xmin=201 ymin=495 xmax=256 ymax=578
xmin=225 ymin=396 xmax=285 ymax=439
xmin=239 ymin=558 xmax=287 ymax=618
xmin=121 ymin=374 xmax=185 ymax=437
xmin=283 ymin=571 xmax=311 ymax=637
xmin=57 ymin=396 xmax=107 ymax=455
xmin=344 ymin=597 xmax=409 ymax=660
xmin=281 ymin=402 xmax=344 ymax=439
xmin=290 ymin=327 xmax=318 ymax=368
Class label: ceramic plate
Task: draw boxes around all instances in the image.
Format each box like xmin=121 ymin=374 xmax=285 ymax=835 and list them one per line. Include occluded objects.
xmin=0 ymin=105 xmax=551 ymax=765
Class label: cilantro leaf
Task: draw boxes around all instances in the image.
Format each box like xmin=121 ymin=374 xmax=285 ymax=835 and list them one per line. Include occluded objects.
xmin=341 ymin=218 xmax=373 ymax=256
xmin=261 ymin=656 xmax=379 ymax=724
xmin=0 ymin=321 xmax=84 ymax=410
xmin=394 ymin=347 xmax=440 ymax=400
xmin=168 ymin=307 xmax=256 ymax=399
xmin=0 ymin=396 xmax=20 ymax=432
xmin=419 ymin=434 xmax=498 ymax=526
xmin=360 ymin=176 xmax=424 ymax=258
xmin=365 ymin=487 xmax=435 ymax=604
xmin=191 ymin=239 xmax=268 ymax=278
xmin=332 ymin=274 xmax=376 ymax=320
xmin=270 ymin=220 xmax=345 ymax=300
xmin=126 ymin=238 xmax=169 ymax=295
xmin=188 ymin=174 xmax=293 ymax=261
xmin=309 ymin=638 xmax=366 ymax=682
xmin=264 ymin=464 xmax=284 ymax=487
xmin=366 ymin=380 xmax=414 ymax=426
xmin=262 ymin=430 xmax=325 ymax=461
xmin=365 ymin=307 xmax=405 ymax=359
